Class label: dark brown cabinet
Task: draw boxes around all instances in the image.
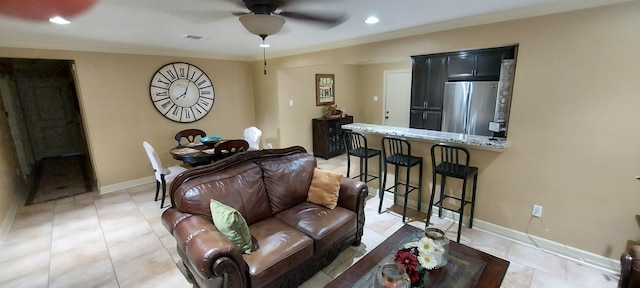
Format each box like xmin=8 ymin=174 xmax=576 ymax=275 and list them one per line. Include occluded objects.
xmin=312 ymin=116 xmax=353 ymax=159
xmin=410 ymin=110 xmax=441 ymax=130
xmin=446 ymin=48 xmax=515 ymax=81
xmin=410 ymin=55 xmax=446 ymax=110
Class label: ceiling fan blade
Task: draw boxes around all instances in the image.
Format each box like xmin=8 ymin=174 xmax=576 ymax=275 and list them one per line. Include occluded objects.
xmin=278 ymin=11 xmax=346 ymax=26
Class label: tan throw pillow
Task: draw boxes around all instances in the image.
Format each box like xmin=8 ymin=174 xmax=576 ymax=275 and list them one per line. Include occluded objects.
xmin=307 ymin=168 xmax=342 ymax=209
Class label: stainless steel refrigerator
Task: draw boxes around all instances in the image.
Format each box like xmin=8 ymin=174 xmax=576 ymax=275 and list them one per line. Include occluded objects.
xmin=441 ymin=81 xmax=498 ymax=136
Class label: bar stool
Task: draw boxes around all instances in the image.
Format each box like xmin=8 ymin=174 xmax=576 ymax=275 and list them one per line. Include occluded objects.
xmin=426 ymin=143 xmax=478 ymax=243
xmin=342 ymin=131 xmax=381 ymax=187
xmin=379 ymin=136 xmax=423 ymax=222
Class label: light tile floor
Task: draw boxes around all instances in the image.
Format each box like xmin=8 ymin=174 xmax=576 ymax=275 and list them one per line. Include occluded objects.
xmin=0 ymin=154 xmax=619 ymax=287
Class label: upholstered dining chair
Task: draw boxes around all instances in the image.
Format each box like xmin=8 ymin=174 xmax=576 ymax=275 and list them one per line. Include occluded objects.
xmin=174 ymin=129 xmax=206 ymax=146
xmin=243 ymin=126 xmax=262 ymax=150
xmin=142 ymin=141 xmax=187 ymax=208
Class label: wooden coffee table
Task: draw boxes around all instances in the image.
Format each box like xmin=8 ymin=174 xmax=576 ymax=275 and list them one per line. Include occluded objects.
xmin=325 ymin=224 xmax=509 ymax=288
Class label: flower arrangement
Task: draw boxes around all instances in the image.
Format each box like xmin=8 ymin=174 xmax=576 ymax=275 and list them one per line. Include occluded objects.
xmin=394 ymin=236 xmax=445 ymax=287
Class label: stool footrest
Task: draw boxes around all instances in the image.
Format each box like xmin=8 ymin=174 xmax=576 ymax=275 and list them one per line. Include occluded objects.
xmin=351 ymin=173 xmax=379 ymax=183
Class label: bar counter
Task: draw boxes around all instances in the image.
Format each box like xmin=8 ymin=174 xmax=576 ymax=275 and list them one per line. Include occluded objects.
xmin=341 ymin=123 xmax=509 ymax=152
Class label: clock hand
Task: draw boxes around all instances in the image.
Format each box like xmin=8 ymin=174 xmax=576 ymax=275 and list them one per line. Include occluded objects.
xmin=177 ymin=85 xmax=189 ymax=100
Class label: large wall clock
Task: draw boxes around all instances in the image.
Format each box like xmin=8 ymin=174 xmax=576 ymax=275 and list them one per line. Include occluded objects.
xmin=149 ymin=62 xmax=215 ymax=123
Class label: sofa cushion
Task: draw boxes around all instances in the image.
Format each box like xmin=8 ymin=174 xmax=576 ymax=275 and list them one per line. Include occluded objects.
xmin=307 ymin=168 xmax=342 ymax=209
xmin=275 ymin=202 xmax=356 ymax=252
xmin=210 ymin=199 xmax=252 ymax=254
xmin=243 ymin=217 xmax=313 ymax=288
xmin=258 ymin=153 xmax=316 ymax=214
xmin=172 ymin=161 xmax=272 ymax=225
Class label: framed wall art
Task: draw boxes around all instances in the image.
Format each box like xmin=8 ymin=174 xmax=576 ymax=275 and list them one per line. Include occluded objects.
xmin=315 ymin=74 xmax=335 ymax=106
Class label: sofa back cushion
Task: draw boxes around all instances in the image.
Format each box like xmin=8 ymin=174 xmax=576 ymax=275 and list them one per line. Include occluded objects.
xmin=172 ymin=162 xmax=272 ymax=225
xmin=257 ymin=153 xmax=316 ymax=214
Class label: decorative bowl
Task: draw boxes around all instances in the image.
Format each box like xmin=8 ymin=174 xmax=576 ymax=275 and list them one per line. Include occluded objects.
xmin=200 ymin=136 xmax=221 ymax=148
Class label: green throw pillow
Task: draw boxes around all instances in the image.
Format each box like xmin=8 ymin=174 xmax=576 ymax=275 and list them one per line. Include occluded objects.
xmin=209 ymin=199 xmax=252 ymax=254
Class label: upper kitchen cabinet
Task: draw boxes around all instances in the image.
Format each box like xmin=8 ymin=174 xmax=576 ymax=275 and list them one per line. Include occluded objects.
xmin=446 ymin=46 xmax=515 ymax=81
xmin=410 ymin=55 xmax=446 ymax=110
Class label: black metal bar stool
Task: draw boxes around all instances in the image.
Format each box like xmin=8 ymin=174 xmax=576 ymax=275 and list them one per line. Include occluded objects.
xmin=342 ymin=131 xmax=381 ymax=188
xmin=379 ymin=136 xmax=423 ymax=222
xmin=426 ymin=142 xmax=478 ymax=243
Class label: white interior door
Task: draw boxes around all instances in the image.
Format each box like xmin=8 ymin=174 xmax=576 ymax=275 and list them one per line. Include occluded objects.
xmin=383 ymin=70 xmax=411 ymax=127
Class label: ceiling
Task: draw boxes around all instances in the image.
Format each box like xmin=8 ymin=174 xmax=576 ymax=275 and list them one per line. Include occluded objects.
xmin=0 ymin=0 xmax=632 ymax=61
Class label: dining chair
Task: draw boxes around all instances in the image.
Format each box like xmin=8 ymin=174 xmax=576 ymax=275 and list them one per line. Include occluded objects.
xmin=213 ymin=139 xmax=249 ymax=160
xmin=243 ymin=126 xmax=262 ymax=150
xmin=174 ymin=129 xmax=206 ymax=146
xmin=142 ymin=141 xmax=187 ymax=208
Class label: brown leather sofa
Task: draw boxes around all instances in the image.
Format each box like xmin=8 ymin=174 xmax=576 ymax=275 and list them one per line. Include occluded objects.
xmin=161 ymin=146 xmax=368 ymax=288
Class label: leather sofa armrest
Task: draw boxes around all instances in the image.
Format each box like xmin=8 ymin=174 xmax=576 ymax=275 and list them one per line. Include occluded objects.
xmin=337 ymin=177 xmax=368 ymax=212
xmin=162 ymin=208 xmax=248 ymax=288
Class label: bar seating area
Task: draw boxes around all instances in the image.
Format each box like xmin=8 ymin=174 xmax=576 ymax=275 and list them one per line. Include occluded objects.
xmin=342 ymin=123 xmax=492 ymax=242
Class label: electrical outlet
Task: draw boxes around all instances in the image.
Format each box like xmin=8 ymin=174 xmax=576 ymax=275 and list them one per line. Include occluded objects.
xmin=532 ymin=204 xmax=543 ymax=217
xmin=267 ymin=143 xmax=273 ymax=149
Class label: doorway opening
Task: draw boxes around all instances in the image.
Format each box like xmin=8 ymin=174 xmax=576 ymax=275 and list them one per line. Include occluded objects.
xmin=0 ymin=58 xmax=95 ymax=205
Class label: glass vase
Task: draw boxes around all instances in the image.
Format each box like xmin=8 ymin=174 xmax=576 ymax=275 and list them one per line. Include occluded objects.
xmin=425 ymin=228 xmax=450 ymax=269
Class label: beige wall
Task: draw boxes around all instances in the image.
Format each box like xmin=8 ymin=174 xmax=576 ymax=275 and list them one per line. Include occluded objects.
xmin=0 ymin=48 xmax=256 ymax=189
xmin=253 ymin=2 xmax=640 ymax=259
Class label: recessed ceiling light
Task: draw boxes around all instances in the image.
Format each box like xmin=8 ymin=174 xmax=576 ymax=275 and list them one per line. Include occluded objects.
xmin=259 ymin=43 xmax=270 ymax=48
xmin=365 ymin=16 xmax=379 ymax=24
xmin=49 ymin=16 xmax=70 ymax=25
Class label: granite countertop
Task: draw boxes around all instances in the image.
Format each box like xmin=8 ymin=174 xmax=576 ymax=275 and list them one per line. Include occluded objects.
xmin=342 ymin=123 xmax=509 ymax=152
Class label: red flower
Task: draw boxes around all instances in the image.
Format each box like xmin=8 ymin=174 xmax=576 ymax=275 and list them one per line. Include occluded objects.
xmin=394 ymin=248 xmax=419 ymax=272
xmin=408 ymin=269 xmax=421 ymax=283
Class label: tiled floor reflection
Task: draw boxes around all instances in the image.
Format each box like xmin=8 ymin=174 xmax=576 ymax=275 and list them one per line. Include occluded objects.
xmin=0 ymin=154 xmax=619 ymax=287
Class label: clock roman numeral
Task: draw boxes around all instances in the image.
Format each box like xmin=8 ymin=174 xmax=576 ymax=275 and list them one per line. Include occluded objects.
xmin=184 ymin=108 xmax=192 ymax=119
xmin=190 ymin=71 xmax=197 ymax=80
xmin=166 ymin=69 xmax=177 ymax=80
xmin=179 ymin=67 xmax=185 ymax=78
xmin=160 ymin=100 xmax=172 ymax=109
xmin=157 ymin=78 xmax=169 ymax=86
xmin=198 ymin=98 xmax=212 ymax=108
xmin=171 ymin=106 xmax=180 ymax=116
xmin=156 ymin=91 xmax=168 ymax=97
xmin=197 ymin=79 xmax=207 ymax=87
xmin=200 ymin=90 xmax=211 ymax=95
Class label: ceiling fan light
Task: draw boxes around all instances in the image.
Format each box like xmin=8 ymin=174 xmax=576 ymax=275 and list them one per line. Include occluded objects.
xmin=239 ymin=14 xmax=285 ymax=37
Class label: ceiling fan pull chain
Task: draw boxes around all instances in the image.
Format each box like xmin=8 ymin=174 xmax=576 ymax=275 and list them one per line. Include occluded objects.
xmin=262 ymin=37 xmax=268 ymax=75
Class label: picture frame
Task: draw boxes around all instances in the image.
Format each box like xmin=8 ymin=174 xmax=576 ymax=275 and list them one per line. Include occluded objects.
xmin=315 ymin=74 xmax=335 ymax=106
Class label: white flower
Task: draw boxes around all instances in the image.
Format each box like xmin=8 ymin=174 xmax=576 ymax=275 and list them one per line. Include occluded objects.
xmin=417 ymin=252 xmax=438 ymax=269
xmin=417 ymin=237 xmax=437 ymax=255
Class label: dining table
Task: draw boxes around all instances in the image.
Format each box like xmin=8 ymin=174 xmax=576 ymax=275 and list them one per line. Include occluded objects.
xmin=169 ymin=139 xmax=249 ymax=167
xmin=169 ymin=142 xmax=221 ymax=167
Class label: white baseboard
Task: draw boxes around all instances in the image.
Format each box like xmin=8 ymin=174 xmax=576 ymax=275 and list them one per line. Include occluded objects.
xmin=99 ymin=176 xmax=155 ymax=194
xmin=380 ymin=193 xmax=620 ymax=273
xmin=0 ymin=189 xmax=26 ymax=242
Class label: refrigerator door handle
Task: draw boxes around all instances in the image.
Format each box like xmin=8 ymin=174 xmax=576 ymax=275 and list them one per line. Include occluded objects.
xmin=464 ymin=82 xmax=472 ymax=135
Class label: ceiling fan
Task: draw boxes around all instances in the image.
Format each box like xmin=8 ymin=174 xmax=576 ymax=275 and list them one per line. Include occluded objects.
xmin=230 ymin=0 xmax=347 ymax=75
xmin=232 ymin=0 xmax=347 ymax=38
